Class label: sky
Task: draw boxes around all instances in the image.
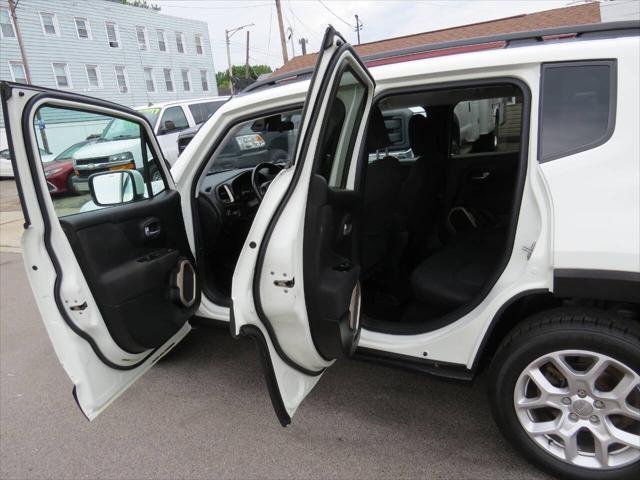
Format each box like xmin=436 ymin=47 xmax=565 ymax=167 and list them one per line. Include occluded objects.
xmin=156 ymin=0 xmax=583 ymax=71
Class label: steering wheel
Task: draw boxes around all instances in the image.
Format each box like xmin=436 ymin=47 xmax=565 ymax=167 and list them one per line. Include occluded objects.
xmin=251 ymin=162 xmax=284 ymax=200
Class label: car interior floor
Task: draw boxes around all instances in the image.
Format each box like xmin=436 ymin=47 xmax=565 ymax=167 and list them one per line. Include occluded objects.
xmin=360 ymin=84 xmax=523 ymax=332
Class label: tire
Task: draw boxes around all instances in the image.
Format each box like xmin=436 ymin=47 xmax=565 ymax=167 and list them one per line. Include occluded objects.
xmin=66 ymin=174 xmax=78 ymax=196
xmin=488 ymin=308 xmax=640 ymax=480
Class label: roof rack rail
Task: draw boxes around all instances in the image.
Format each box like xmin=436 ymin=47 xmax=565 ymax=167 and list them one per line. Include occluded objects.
xmin=241 ymin=20 xmax=639 ymax=95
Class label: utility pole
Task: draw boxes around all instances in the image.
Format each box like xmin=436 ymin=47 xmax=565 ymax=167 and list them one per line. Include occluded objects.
xmin=287 ymin=27 xmax=295 ymax=58
xmin=354 ymin=14 xmax=363 ymax=45
xmin=245 ymin=30 xmax=250 ymax=79
xmin=275 ymin=0 xmax=289 ymax=64
xmin=298 ymin=37 xmax=308 ymax=55
xmin=8 ymin=0 xmax=49 ymax=152
xmin=225 ymin=23 xmax=253 ymax=95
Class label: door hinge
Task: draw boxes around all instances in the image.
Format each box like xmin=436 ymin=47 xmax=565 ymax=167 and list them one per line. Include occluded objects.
xmin=522 ymin=241 xmax=536 ymax=260
xmin=274 ymin=278 xmax=295 ymax=288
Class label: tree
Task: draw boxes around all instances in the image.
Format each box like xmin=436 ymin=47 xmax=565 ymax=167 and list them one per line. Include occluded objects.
xmin=216 ymin=64 xmax=273 ymax=93
xmin=119 ymin=0 xmax=161 ymax=11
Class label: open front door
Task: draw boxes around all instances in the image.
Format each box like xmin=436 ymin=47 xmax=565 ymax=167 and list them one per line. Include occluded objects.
xmin=1 ymin=82 xmax=200 ymax=420
xmin=232 ymin=27 xmax=374 ymax=425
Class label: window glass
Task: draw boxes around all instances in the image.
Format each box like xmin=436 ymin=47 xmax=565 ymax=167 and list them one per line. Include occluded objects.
xmin=40 ymin=12 xmax=57 ymax=35
xmin=175 ymin=32 xmax=184 ymax=53
xmin=138 ymin=107 xmax=161 ymax=127
xmin=163 ymin=68 xmax=173 ymax=92
xmin=181 ymin=69 xmax=190 ymax=91
xmin=195 ymin=34 xmax=203 ymax=54
xmin=316 ymin=68 xmax=367 ymax=188
xmin=75 ymin=17 xmax=90 ymax=39
xmin=115 ymin=66 xmax=128 ymax=93
xmin=136 ymin=26 xmax=148 ymax=51
xmin=207 ymin=109 xmax=302 ymax=173
xmin=189 ymin=101 xmax=223 ymax=124
xmin=52 ymin=63 xmax=70 ymax=88
xmin=32 ymin=106 xmax=166 ymax=218
xmin=157 ymin=29 xmax=166 ymax=51
xmin=540 ymin=62 xmax=614 ymax=161
xmin=200 ymin=70 xmax=209 ymax=91
xmin=0 ymin=8 xmax=15 ymax=38
xmin=85 ymin=65 xmax=101 ymax=89
xmin=106 ymin=22 xmax=119 ymax=48
xmin=9 ymin=61 xmax=26 ymax=83
xmin=144 ymin=67 xmax=155 ymax=93
xmin=160 ymin=106 xmax=189 ymax=132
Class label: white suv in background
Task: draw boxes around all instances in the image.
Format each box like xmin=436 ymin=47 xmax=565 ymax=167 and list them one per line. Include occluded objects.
xmin=2 ymin=21 xmax=639 ymax=480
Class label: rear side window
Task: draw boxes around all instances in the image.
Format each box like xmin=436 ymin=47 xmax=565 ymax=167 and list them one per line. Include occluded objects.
xmin=189 ymin=101 xmax=224 ymax=124
xmin=539 ymin=61 xmax=616 ymax=162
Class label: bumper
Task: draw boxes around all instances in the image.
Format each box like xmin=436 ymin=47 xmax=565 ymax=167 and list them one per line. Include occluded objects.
xmin=71 ymin=176 xmax=90 ymax=192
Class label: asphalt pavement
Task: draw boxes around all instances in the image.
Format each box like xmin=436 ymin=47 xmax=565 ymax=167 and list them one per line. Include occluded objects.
xmin=0 ymin=248 xmax=551 ymax=480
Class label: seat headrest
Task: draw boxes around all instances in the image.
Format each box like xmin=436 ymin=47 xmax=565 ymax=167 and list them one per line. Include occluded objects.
xmin=408 ymin=114 xmax=429 ymax=157
xmin=366 ymin=106 xmax=391 ymax=152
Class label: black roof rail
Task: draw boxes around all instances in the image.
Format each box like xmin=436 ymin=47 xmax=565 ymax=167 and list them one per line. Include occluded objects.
xmin=241 ymin=20 xmax=639 ymax=95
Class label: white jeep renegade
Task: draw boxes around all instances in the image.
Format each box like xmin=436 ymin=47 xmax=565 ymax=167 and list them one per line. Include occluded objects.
xmin=1 ymin=21 xmax=638 ymax=480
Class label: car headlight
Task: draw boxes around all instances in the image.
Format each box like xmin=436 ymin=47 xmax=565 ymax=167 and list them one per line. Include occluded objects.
xmin=236 ymin=134 xmax=266 ymax=151
xmin=45 ymin=167 xmax=64 ymax=177
xmin=109 ymin=152 xmax=134 ymax=162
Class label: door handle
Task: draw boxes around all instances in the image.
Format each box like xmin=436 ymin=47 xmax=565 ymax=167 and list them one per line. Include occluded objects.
xmin=144 ymin=221 xmax=161 ymax=239
xmin=471 ymin=171 xmax=490 ymax=180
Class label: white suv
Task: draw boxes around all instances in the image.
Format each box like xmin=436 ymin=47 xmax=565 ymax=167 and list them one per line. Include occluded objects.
xmin=1 ymin=21 xmax=638 ymax=480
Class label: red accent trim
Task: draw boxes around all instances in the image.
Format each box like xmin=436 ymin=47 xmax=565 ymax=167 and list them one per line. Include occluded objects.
xmin=364 ymin=41 xmax=507 ymax=68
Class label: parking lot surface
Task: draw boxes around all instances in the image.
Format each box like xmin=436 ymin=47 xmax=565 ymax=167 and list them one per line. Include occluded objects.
xmin=0 ymin=179 xmax=548 ymax=479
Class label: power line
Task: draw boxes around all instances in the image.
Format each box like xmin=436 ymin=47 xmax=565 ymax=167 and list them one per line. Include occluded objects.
xmin=317 ymin=0 xmax=353 ymax=29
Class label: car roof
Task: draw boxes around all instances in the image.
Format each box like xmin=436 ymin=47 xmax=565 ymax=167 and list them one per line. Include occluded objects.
xmin=134 ymin=96 xmax=230 ymax=111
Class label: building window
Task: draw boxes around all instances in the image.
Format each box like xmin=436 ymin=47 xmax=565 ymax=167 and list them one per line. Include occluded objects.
xmin=163 ymin=68 xmax=174 ymax=92
xmin=195 ymin=34 xmax=203 ymax=55
xmin=539 ymin=61 xmax=616 ymax=162
xmin=9 ymin=61 xmax=26 ymax=83
xmin=157 ymin=29 xmax=166 ymax=52
xmin=105 ymin=21 xmax=120 ymax=48
xmin=74 ymin=17 xmax=91 ymax=39
xmin=144 ymin=67 xmax=156 ymax=93
xmin=115 ymin=66 xmax=129 ymax=93
xmin=40 ymin=12 xmax=59 ymax=36
xmin=175 ymin=32 xmax=185 ymax=53
xmin=85 ymin=64 xmax=101 ymax=89
xmin=200 ymin=70 xmax=209 ymax=91
xmin=0 ymin=8 xmax=16 ymax=38
xmin=181 ymin=69 xmax=191 ymax=91
xmin=52 ymin=62 xmax=71 ymax=88
xmin=136 ymin=26 xmax=148 ymax=51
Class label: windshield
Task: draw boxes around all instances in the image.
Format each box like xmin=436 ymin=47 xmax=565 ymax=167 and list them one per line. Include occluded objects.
xmin=101 ymin=118 xmax=140 ymax=141
xmin=137 ymin=107 xmax=161 ymax=127
xmin=55 ymin=141 xmax=92 ymax=161
xmin=208 ymin=109 xmax=302 ymax=174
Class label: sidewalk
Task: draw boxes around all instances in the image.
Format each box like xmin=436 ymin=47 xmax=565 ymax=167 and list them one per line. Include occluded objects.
xmin=0 ymin=179 xmax=24 ymax=253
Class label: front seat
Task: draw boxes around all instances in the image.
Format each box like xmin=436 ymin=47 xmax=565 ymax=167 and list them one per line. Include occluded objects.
xmin=361 ymin=107 xmax=405 ymax=279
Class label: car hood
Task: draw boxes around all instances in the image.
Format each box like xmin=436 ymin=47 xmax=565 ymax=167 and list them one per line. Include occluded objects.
xmin=43 ymin=159 xmax=73 ymax=171
xmin=72 ymin=139 xmax=140 ymax=160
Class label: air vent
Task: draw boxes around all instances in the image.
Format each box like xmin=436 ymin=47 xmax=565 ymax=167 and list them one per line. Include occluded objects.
xmin=217 ymin=184 xmax=234 ymax=204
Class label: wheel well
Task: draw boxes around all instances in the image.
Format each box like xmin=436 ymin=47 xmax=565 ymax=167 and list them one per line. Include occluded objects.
xmin=474 ymin=291 xmax=640 ymax=374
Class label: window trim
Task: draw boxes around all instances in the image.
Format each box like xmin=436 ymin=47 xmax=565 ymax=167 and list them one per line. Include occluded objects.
xmin=195 ymin=33 xmax=204 ymax=55
xmin=74 ymin=16 xmax=92 ymax=40
xmin=143 ymin=66 xmax=156 ymax=93
xmin=538 ymin=60 xmax=617 ymax=163
xmin=51 ymin=62 xmax=72 ymax=89
xmin=181 ymin=68 xmax=191 ymax=92
xmin=163 ymin=68 xmax=174 ymax=92
xmin=8 ymin=61 xmax=26 ymax=83
xmin=0 ymin=7 xmax=16 ymax=39
xmin=156 ymin=28 xmax=167 ymax=52
xmin=84 ymin=64 xmax=102 ymax=89
xmin=39 ymin=11 xmax=60 ymax=37
xmin=136 ymin=25 xmax=149 ymax=51
xmin=175 ymin=31 xmax=185 ymax=54
xmin=114 ymin=65 xmax=129 ymax=94
xmin=105 ymin=21 xmax=120 ymax=48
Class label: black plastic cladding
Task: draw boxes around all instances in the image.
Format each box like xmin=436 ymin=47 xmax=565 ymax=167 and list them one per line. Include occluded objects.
xmin=16 ymin=87 xmax=168 ymax=370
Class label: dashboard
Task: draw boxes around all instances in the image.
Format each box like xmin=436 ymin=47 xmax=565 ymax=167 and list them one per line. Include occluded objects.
xmin=200 ymin=168 xmax=259 ymax=220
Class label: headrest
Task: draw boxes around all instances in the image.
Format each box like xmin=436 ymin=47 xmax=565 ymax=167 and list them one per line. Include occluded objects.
xmin=366 ymin=106 xmax=391 ymax=152
xmin=409 ymin=114 xmax=429 ymax=157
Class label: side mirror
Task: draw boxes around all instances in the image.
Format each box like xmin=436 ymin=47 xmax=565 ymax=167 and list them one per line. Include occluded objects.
xmin=163 ymin=120 xmax=176 ymax=133
xmin=88 ymin=170 xmax=145 ymax=206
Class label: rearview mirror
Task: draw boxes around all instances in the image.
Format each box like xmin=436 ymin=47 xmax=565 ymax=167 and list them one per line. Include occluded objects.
xmin=251 ymin=115 xmax=294 ymax=132
xmin=89 ymin=170 xmax=145 ymax=206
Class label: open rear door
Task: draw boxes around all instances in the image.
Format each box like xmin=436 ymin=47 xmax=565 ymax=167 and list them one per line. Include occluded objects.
xmin=0 ymin=82 xmax=199 ymax=420
xmin=232 ymin=27 xmax=375 ymax=425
